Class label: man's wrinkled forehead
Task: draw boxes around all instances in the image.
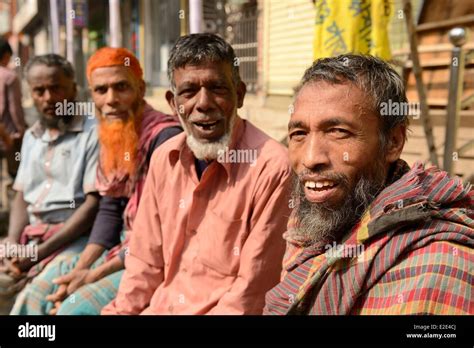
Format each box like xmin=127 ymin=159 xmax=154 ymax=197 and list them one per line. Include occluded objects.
xmin=27 ymin=64 xmax=73 ymax=86
xmin=291 ymin=80 xmax=376 ymax=127
xmin=172 ymin=61 xmax=234 ymax=83
xmin=90 ymin=65 xmax=138 ymax=87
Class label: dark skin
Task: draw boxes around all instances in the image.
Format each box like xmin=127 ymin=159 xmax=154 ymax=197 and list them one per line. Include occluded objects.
xmin=0 ymin=64 xmax=100 ymax=288
xmin=288 ymin=81 xmax=405 ymax=208
xmin=46 ymin=245 xmax=123 ymax=314
xmin=165 ymin=61 xmax=246 ymax=145
xmin=47 ymin=66 xmax=144 ymax=314
xmin=90 ymin=66 xmax=145 ymax=122
xmin=27 ymin=64 xmax=77 ymax=127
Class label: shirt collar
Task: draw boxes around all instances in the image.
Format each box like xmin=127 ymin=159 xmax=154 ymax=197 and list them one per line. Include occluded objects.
xmin=31 ymin=115 xmax=85 ymax=142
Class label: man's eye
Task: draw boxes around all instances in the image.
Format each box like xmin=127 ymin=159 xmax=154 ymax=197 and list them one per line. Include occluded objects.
xmin=179 ymin=89 xmax=195 ymax=97
xmin=33 ymin=88 xmax=44 ymax=96
xmin=116 ymin=83 xmax=128 ymax=91
xmin=211 ymin=86 xmax=227 ymax=93
xmin=94 ymin=87 xmax=107 ymax=94
xmin=289 ymin=130 xmax=306 ymax=140
xmin=49 ymin=86 xmax=61 ymax=94
xmin=329 ymin=128 xmax=351 ymax=137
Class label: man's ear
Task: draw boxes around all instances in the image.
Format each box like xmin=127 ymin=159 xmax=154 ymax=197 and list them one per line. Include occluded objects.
xmin=166 ymin=90 xmax=178 ymax=115
xmin=236 ymin=81 xmax=246 ymax=108
xmin=139 ymin=79 xmax=146 ymax=99
xmin=385 ymin=124 xmax=406 ymax=164
xmin=72 ymin=82 xmax=77 ymax=99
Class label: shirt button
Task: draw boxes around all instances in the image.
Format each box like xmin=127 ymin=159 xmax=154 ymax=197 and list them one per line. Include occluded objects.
xmin=168 ymin=305 xmax=174 ymax=313
xmin=45 ymin=183 xmax=51 ymax=189
xmin=182 ymin=268 xmax=187 ymax=273
xmin=45 ymin=161 xmax=50 ymax=167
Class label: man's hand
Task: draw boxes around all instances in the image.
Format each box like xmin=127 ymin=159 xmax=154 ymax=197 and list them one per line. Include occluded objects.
xmin=49 ymin=299 xmax=63 ymax=315
xmin=46 ymin=283 xmax=67 ymax=315
xmin=54 ymin=269 xmax=95 ymax=295
xmin=0 ymin=258 xmax=28 ymax=295
xmin=9 ymin=256 xmax=35 ymax=273
xmin=46 ymin=268 xmax=96 ymax=314
xmin=0 ymin=258 xmax=23 ymax=278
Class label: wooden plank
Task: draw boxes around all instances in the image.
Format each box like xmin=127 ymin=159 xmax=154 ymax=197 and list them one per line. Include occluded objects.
xmin=416 ymin=14 xmax=474 ymax=32
xmin=392 ymin=42 xmax=474 ymax=56
xmin=461 ymin=93 xmax=474 ymax=108
xmin=403 ymin=0 xmax=439 ymax=166
xmin=404 ymin=57 xmax=474 ymax=69
xmin=411 ymin=109 xmax=474 ymax=128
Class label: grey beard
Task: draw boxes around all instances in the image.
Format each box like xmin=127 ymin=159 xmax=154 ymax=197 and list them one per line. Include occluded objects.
xmin=186 ymin=133 xmax=231 ymax=160
xmin=40 ymin=115 xmax=73 ymax=129
xmin=178 ymin=110 xmax=236 ymax=161
xmin=292 ymin=162 xmax=387 ymax=246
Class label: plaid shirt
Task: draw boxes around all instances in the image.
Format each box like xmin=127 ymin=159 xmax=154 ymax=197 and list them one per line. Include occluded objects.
xmin=264 ymin=160 xmax=474 ymax=315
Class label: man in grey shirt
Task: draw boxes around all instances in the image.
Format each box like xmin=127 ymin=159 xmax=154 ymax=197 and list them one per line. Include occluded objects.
xmin=0 ymin=54 xmax=100 ymax=314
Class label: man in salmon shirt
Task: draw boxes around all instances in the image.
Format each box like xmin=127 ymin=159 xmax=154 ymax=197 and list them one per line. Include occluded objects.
xmin=102 ymin=33 xmax=291 ymax=315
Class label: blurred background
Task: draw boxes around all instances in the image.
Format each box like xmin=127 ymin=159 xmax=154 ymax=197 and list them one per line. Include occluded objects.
xmin=0 ymin=0 xmax=473 ymax=220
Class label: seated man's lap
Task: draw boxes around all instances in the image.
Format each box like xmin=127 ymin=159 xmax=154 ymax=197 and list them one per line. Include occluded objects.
xmin=57 ymin=269 xmax=124 ymax=315
xmin=9 ymin=236 xmax=90 ymax=315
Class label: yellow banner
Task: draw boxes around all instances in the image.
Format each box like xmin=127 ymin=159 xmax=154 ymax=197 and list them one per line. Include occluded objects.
xmin=313 ymin=0 xmax=392 ymax=60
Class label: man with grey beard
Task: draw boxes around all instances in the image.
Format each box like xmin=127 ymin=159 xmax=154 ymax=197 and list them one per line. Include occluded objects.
xmin=103 ymin=33 xmax=291 ymax=315
xmin=264 ymin=54 xmax=473 ymax=315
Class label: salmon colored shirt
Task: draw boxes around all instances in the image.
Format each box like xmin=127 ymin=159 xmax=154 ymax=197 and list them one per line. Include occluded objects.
xmin=102 ymin=117 xmax=291 ymax=315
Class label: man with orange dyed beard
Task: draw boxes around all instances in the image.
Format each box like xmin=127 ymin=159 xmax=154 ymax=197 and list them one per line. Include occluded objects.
xmin=10 ymin=47 xmax=181 ymax=315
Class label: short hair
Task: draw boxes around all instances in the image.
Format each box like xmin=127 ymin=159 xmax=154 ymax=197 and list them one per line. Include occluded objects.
xmin=167 ymin=33 xmax=241 ymax=90
xmin=87 ymin=47 xmax=143 ymax=83
xmin=0 ymin=38 xmax=13 ymax=60
xmin=296 ymin=54 xmax=409 ymax=148
xmin=24 ymin=54 xmax=75 ymax=80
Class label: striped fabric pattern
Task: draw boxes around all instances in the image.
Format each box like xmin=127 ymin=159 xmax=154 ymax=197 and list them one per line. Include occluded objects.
xmin=264 ymin=160 xmax=474 ymax=315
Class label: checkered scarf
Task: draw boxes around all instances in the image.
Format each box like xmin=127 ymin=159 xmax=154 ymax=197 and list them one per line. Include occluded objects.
xmin=264 ymin=160 xmax=474 ymax=315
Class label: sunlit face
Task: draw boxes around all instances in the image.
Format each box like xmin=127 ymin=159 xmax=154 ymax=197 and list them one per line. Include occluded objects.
xmin=27 ymin=64 xmax=76 ymax=125
xmin=287 ymin=80 xmax=400 ymax=244
xmin=288 ymin=81 xmax=387 ymax=209
xmin=168 ymin=61 xmax=245 ymax=142
xmin=90 ymin=65 xmax=145 ymax=122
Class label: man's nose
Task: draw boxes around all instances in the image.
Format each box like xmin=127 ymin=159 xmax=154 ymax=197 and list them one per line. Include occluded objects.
xmin=43 ymin=88 xmax=54 ymax=103
xmin=105 ymin=88 xmax=119 ymax=106
xmin=196 ymin=88 xmax=214 ymax=113
xmin=301 ymin=133 xmax=330 ymax=171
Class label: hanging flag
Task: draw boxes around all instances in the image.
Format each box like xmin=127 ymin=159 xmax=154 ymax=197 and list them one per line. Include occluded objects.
xmin=313 ymin=0 xmax=392 ymax=60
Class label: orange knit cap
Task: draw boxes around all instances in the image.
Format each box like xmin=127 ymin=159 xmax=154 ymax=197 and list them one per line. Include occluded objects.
xmin=87 ymin=47 xmax=143 ymax=82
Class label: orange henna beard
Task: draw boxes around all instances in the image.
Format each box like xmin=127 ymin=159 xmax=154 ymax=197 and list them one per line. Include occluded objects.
xmin=98 ymin=108 xmax=143 ymax=178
